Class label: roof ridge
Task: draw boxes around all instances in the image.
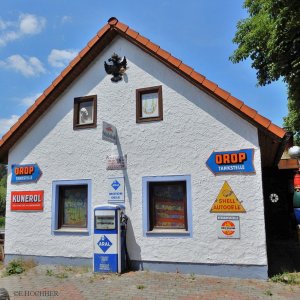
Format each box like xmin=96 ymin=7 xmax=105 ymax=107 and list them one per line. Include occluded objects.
xmin=0 ymin=17 xmax=286 ymax=157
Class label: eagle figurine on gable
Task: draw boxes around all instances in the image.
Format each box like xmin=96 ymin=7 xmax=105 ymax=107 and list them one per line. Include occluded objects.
xmin=104 ymin=53 xmax=127 ymax=82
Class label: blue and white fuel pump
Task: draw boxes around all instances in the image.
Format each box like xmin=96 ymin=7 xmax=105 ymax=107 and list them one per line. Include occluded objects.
xmin=93 ymin=204 xmax=127 ymax=273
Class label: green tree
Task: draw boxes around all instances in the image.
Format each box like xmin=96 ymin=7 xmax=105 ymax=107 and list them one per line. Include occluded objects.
xmin=0 ymin=186 xmax=6 ymax=215
xmin=230 ymin=0 xmax=300 ymax=144
xmin=0 ymin=164 xmax=7 ymax=216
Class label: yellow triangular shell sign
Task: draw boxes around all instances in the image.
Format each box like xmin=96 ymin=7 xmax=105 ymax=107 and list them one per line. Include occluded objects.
xmin=210 ymin=181 xmax=246 ymax=213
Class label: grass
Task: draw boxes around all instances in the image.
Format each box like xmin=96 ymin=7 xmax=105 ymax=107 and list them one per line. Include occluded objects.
xmin=4 ymin=258 xmax=37 ymax=276
xmin=270 ymin=272 xmax=300 ymax=285
xmin=136 ymin=284 xmax=146 ymax=290
xmin=264 ymin=290 xmax=273 ymax=296
xmin=46 ymin=269 xmax=54 ymax=276
xmin=45 ymin=265 xmax=91 ymax=279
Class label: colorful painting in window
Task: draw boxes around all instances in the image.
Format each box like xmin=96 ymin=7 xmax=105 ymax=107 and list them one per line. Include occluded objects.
xmin=60 ymin=186 xmax=87 ymax=227
xmin=150 ymin=182 xmax=186 ymax=229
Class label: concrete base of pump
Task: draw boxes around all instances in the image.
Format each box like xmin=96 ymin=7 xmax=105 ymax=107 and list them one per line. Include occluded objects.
xmin=5 ymin=254 xmax=268 ymax=280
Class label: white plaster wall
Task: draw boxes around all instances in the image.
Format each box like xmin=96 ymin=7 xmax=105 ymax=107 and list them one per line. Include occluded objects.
xmin=5 ymin=37 xmax=267 ymax=266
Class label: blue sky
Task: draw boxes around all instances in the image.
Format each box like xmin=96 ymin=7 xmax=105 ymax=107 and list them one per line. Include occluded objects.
xmin=0 ymin=1 xmax=288 ymax=137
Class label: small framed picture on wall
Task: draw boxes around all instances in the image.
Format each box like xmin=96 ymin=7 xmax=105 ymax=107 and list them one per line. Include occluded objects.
xmin=136 ymin=86 xmax=163 ymax=123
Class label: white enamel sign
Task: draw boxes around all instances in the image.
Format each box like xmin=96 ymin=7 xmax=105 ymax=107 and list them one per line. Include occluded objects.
xmin=108 ymin=177 xmax=125 ymax=203
xmin=217 ymin=216 xmax=240 ymax=239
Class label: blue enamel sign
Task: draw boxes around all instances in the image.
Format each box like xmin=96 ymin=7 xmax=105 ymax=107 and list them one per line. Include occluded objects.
xmin=97 ymin=235 xmax=113 ymax=253
xmin=206 ymin=149 xmax=255 ymax=175
xmin=11 ymin=164 xmax=42 ymax=184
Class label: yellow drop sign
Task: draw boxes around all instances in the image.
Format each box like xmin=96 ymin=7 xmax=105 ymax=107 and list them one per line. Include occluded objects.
xmin=210 ymin=181 xmax=245 ymax=213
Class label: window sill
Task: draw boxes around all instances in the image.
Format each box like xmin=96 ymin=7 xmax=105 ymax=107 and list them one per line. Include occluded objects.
xmin=53 ymin=228 xmax=89 ymax=236
xmin=146 ymin=229 xmax=191 ymax=237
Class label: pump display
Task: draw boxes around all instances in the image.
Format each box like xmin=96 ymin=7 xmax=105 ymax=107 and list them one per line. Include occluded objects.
xmin=93 ymin=204 xmax=127 ymax=273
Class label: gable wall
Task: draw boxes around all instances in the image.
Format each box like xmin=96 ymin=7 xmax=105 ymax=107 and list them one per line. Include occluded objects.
xmin=5 ymin=37 xmax=266 ymax=267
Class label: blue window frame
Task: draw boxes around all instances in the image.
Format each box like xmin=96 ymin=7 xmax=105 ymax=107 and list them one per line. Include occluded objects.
xmin=52 ymin=179 xmax=92 ymax=235
xmin=142 ymin=175 xmax=192 ymax=237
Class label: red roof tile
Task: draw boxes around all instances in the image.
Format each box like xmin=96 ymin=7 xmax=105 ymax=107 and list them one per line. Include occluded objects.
xmin=61 ymin=65 xmax=72 ymax=78
xmin=214 ymin=87 xmax=230 ymax=101
xmin=97 ymin=24 xmax=110 ymax=38
xmin=179 ymin=63 xmax=193 ymax=76
xmin=35 ymin=94 xmax=46 ymax=106
xmin=268 ymin=123 xmax=286 ymax=139
xmin=156 ymin=48 xmax=171 ymax=61
xmin=226 ymin=96 xmax=243 ymax=109
xmin=240 ymin=104 xmax=257 ymax=119
xmin=43 ymin=85 xmax=54 ymax=97
xmin=202 ymin=79 xmax=218 ymax=92
xmin=190 ymin=71 xmax=205 ymax=84
xmin=254 ymin=114 xmax=271 ymax=129
xmin=136 ymin=34 xmax=149 ymax=46
xmin=79 ymin=46 xmax=90 ymax=58
xmin=115 ymin=21 xmax=128 ymax=33
xmin=0 ymin=17 xmax=286 ymax=163
xmin=87 ymin=35 xmax=99 ymax=48
xmin=52 ymin=75 xmax=63 ymax=87
xmin=145 ymin=41 xmax=160 ymax=53
xmin=126 ymin=28 xmax=139 ymax=39
xmin=168 ymin=55 xmax=182 ymax=68
xmin=69 ymin=55 xmax=81 ymax=68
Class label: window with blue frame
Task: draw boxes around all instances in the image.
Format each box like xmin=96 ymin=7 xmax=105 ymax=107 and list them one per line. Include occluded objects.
xmin=142 ymin=175 xmax=192 ymax=237
xmin=52 ymin=179 xmax=91 ymax=235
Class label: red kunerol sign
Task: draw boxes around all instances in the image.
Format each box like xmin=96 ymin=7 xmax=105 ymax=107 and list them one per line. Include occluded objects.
xmin=11 ymin=191 xmax=44 ymax=211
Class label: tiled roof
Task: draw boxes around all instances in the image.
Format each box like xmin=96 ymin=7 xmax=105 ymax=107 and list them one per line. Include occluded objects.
xmin=0 ymin=17 xmax=286 ymax=162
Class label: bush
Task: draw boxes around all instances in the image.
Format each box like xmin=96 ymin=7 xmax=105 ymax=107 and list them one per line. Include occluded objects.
xmin=0 ymin=216 xmax=5 ymax=228
xmin=6 ymin=259 xmax=25 ymax=275
xmin=270 ymin=272 xmax=300 ymax=285
xmin=0 ymin=186 xmax=6 ymax=216
xmin=5 ymin=258 xmax=37 ymax=276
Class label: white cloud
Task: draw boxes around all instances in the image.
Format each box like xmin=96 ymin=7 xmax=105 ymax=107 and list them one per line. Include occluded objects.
xmin=0 ymin=54 xmax=46 ymax=77
xmin=61 ymin=16 xmax=72 ymax=24
xmin=0 ymin=14 xmax=46 ymax=47
xmin=0 ymin=18 xmax=12 ymax=30
xmin=19 ymin=14 xmax=46 ymax=35
xmin=21 ymin=93 xmax=42 ymax=107
xmin=48 ymin=49 xmax=78 ymax=68
xmin=0 ymin=115 xmax=19 ymax=137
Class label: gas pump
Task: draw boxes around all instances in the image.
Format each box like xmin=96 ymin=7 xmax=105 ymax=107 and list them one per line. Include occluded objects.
xmin=93 ymin=204 xmax=127 ymax=273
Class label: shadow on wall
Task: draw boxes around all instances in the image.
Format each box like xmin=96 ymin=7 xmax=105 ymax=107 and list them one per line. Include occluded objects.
xmin=126 ymin=218 xmax=141 ymax=269
xmin=116 ymin=134 xmax=132 ymax=208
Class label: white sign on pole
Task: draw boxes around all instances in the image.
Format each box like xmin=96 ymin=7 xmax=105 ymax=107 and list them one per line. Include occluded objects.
xmin=102 ymin=121 xmax=117 ymax=144
xmin=106 ymin=155 xmax=127 ymax=170
xmin=108 ymin=177 xmax=125 ymax=203
xmin=217 ymin=216 xmax=240 ymax=239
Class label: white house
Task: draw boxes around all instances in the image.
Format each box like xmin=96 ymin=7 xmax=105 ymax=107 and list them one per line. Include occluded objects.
xmin=0 ymin=17 xmax=287 ymax=279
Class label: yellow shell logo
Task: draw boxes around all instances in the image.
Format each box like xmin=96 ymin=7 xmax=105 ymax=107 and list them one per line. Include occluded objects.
xmin=222 ymin=189 xmax=233 ymax=197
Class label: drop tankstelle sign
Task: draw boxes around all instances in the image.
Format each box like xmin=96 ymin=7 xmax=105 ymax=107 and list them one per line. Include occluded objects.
xmin=11 ymin=190 xmax=44 ymax=211
xmin=206 ymin=149 xmax=255 ymax=175
xmin=11 ymin=164 xmax=42 ymax=184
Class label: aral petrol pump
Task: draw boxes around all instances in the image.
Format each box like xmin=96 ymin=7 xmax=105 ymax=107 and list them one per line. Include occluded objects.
xmin=93 ymin=204 xmax=127 ymax=273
